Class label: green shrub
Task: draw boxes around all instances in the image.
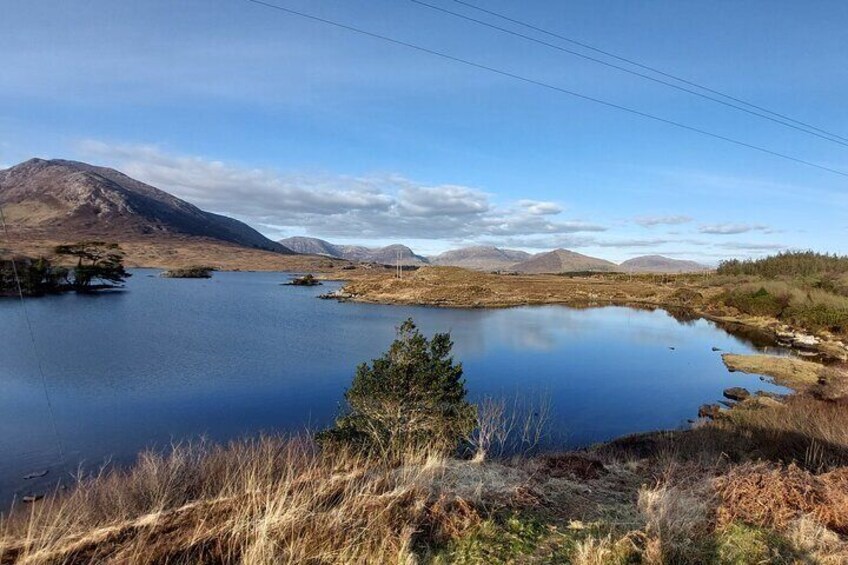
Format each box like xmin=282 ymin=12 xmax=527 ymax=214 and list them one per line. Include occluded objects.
xmin=161 ymin=266 xmax=214 ymax=278
xmin=718 ymin=251 xmax=848 ymax=278
xmin=0 ymin=256 xmax=68 ymax=296
xmin=437 ymin=513 xmax=547 ymax=564
xmin=724 ymin=287 xmax=790 ymax=317
xmin=785 ymin=303 xmax=848 ymax=334
xmin=317 ymin=319 xmax=475 ymax=455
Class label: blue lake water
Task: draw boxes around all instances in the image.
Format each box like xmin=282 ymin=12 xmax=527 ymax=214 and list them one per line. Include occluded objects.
xmin=0 ymin=269 xmax=788 ymax=504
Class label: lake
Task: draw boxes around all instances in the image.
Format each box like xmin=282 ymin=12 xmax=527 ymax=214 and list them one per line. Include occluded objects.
xmin=0 ymin=269 xmax=788 ymax=504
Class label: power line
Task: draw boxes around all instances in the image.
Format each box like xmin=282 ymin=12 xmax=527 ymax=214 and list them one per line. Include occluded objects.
xmin=447 ymin=0 xmax=848 ymax=145
xmin=0 ymin=204 xmax=65 ymax=464
xmin=244 ymin=0 xmax=848 ymax=178
xmin=409 ymin=0 xmax=848 ymax=148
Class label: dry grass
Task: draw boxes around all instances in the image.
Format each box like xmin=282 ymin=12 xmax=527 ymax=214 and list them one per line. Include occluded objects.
xmin=337 ymin=266 xmax=711 ymax=309
xmin=0 ymin=437 xmax=496 ymax=564
xmin=714 ymin=463 xmax=848 ymax=535
xmin=726 ymin=395 xmax=848 ymax=467
xmin=785 ymin=516 xmax=848 ymax=564
xmin=637 ymin=482 xmax=714 ymax=563
xmin=722 ymin=353 xmax=827 ymax=391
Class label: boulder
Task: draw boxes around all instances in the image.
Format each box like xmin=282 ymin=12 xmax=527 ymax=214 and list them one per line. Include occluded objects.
xmin=723 ymin=387 xmax=751 ymax=401
xmin=698 ymin=403 xmax=722 ymax=419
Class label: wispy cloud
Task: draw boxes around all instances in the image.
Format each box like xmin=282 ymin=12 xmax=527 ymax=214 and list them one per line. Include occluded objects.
xmin=717 ymin=242 xmax=788 ymax=251
xmin=634 ymin=215 xmax=692 ymax=227
xmin=699 ymin=223 xmax=771 ymax=235
xmin=77 ymin=141 xmax=605 ymax=241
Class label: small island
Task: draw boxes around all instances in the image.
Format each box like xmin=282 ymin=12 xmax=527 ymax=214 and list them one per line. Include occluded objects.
xmin=284 ymin=273 xmax=322 ymax=286
xmin=161 ymin=266 xmax=215 ymax=279
xmin=1 ymin=241 xmax=131 ymax=296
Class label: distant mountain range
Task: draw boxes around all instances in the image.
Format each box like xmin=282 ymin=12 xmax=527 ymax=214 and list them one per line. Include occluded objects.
xmin=1 ymin=158 xmax=709 ymax=273
xmin=510 ymin=248 xmax=618 ymax=274
xmin=280 ymin=237 xmax=708 ymax=273
xmin=279 ymin=237 xmax=428 ymax=265
xmin=619 ymin=255 xmax=709 ymax=274
xmin=429 ymin=246 xmax=531 ymax=271
xmin=0 ymin=158 xmax=292 ymax=254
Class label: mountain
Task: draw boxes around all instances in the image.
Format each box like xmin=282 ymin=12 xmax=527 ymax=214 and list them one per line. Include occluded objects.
xmin=0 ymin=158 xmax=292 ymax=253
xmin=511 ymin=249 xmax=618 ymax=274
xmin=619 ymin=255 xmax=709 ymax=273
xmin=278 ymin=236 xmax=428 ymax=265
xmin=335 ymin=244 xmax=428 ymax=265
xmin=279 ymin=236 xmax=341 ymax=257
xmin=429 ymin=246 xmax=531 ymax=271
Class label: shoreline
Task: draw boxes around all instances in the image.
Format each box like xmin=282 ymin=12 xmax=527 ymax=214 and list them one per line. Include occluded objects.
xmin=319 ymin=267 xmax=848 ymax=361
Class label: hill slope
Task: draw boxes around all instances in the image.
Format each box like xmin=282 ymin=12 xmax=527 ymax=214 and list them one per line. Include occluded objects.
xmin=0 ymin=158 xmax=291 ymax=253
xmin=511 ymin=249 xmax=618 ymax=274
xmin=620 ymin=255 xmax=709 ymax=273
xmin=429 ymin=246 xmax=530 ymax=271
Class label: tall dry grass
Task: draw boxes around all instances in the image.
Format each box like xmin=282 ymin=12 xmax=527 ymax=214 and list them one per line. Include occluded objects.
xmin=726 ymin=396 xmax=848 ymax=468
xmin=0 ymin=436 xmax=478 ymax=564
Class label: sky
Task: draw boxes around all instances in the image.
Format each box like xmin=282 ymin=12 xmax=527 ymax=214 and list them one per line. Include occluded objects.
xmin=1 ymin=0 xmax=846 ymax=262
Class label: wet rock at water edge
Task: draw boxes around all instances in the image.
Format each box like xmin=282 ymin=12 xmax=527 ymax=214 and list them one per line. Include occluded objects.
xmin=723 ymin=387 xmax=751 ymax=402
xmin=698 ymin=403 xmax=722 ymax=419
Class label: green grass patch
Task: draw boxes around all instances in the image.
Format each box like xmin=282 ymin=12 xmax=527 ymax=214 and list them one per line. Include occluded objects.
xmin=716 ymin=523 xmax=796 ymax=564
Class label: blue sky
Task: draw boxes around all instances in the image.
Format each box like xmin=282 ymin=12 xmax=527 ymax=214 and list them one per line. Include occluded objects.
xmin=2 ymin=0 xmax=846 ymax=261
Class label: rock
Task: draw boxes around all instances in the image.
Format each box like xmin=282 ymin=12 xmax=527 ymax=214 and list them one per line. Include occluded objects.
xmin=23 ymin=470 xmax=48 ymax=480
xmin=775 ymin=330 xmax=820 ymax=350
xmin=746 ymin=396 xmax=785 ymax=410
xmin=698 ymin=404 xmax=722 ymax=419
xmin=319 ymin=289 xmax=351 ymax=300
xmin=723 ymin=387 xmax=751 ymax=401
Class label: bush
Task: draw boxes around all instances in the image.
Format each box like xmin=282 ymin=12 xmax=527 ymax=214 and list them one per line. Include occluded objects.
xmin=287 ymin=273 xmax=321 ymax=286
xmin=161 ymin=266 xmax=214 ymax=278
xmin=317 ymin=319 xmax=475 ymax=455
xmin=0 ymin=256 xmax=68 ymax=296
xmin=718 ymin=251 xmax=848 ymax=278
xmin=724 ymin=286 xmax=790 ymax=317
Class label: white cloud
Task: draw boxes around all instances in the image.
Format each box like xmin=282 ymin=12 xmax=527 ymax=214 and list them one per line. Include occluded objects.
xmin=699 ymin=223 xmax=771 ymax=235
xmin=76 ymin=141 xmax=606 ymax=241
xmin=717 ymin=242 xmax=787 ymax=251
xmin=518 ymin=200 xmax=563 ymax=216
xmin=634 ymin=215 xmax=692 ymax=227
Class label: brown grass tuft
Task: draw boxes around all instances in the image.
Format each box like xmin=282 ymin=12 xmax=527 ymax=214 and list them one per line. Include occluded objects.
xmin=714 ymin=462 xmax=848 ymax=535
